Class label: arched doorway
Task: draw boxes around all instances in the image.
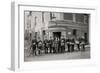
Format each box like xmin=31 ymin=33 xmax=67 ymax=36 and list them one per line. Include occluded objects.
xmin=53 ymin=32 xmax=61 ymax=40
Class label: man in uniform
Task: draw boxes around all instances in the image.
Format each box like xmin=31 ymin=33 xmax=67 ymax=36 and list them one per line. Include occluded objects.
xmin=37 ymin=37 xmax=43 ymax=55
xmin=71 ymin=38 xmax=75 ymax=52
xmin=75 ymin=38 xmax=80 ymax=51
xmin=31 ymin=37 xmax=37 ymax=55
xmin=54 ymin=37 xmax=59 ymax=53
xmin=58 ymin=38 xmax=61 ymax=53
xmin=60 ymin=36 xmax=65 ymax=53
xmin=52 ymin=38 xmax=55 ymax=53
xmin=80 ymin=37 xmax=85 ymax=51
xmin=67 ymin=38 xmax=71 ymax=52
xmin=43 ymin=37 xmax=48 ymax=54
xmin=49 ymin=37 xmax=53 ymax=53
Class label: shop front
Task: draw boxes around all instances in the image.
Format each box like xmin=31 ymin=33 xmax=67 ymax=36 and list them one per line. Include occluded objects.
xmin=47 ymin=20 xmax=89 ymax=43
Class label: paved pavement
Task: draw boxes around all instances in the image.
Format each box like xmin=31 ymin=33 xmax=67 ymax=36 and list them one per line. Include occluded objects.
xmin=24 ymin=48 xmax=90 ymax=62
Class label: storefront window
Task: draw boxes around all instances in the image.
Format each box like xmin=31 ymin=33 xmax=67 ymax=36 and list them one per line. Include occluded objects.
xmin=64 ymin=13 xmax=73 ymax=20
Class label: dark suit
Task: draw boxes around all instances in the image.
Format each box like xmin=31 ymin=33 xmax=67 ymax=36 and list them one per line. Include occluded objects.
xmin=60 ymin=39 xmax=65 ymax=53
xmin=32 ymin=39 xmax=37 ymax=55
xmin=37 ymin=40 xmax=42 ymax=54
xmin=71 ymin=39 xmax=75 ymax=52
xmin=67 ymin=39 xmax=70 ymax=52
xmin=44 ymin=39 xmax=49 ymax=54
xmin=49 ymin=39 xmax=53 ymax=53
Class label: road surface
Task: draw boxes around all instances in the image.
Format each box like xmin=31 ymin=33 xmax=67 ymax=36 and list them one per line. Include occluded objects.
xmin=24 ymin=47 xmax=90 ymax=62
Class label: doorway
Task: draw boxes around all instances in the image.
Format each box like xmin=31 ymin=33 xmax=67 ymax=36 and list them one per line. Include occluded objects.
xmin=53 ymin=32 xmax=61 ymax=40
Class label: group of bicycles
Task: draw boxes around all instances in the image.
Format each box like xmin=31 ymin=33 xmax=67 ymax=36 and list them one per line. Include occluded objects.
xmin=28 ymin=37 xmax=87 ymax=56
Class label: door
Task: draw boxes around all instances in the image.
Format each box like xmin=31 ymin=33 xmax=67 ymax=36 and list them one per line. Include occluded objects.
xmin=53 ymin=32 xmax=61 ymax=40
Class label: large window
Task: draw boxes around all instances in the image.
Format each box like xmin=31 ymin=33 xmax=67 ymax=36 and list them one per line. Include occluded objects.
xmin=64 ymin=13 xmax=73 ymax=20
xmin=50 ymin=12 xmax=56 ymax=20
xmin=84 ymin=14 xmax=89 ymax=24
xmin=76 ymin=14 xmax=84 ymax=23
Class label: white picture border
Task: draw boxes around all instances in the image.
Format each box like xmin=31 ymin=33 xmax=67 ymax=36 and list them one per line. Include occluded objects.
xmin=11 ymin=2 xmax=97 ymax=71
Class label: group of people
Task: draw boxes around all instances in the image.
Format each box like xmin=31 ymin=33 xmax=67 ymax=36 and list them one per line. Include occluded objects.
xmin=30 ymin=36 xmax=86 ymax=56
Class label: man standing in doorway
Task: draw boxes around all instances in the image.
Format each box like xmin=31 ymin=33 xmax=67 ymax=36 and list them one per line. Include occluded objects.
xmin=60 ymin=35 xmax=65 ymax=53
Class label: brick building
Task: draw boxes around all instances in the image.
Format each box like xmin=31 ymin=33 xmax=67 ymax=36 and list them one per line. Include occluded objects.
xmin=24 ymin=11 xmax=89 ymax=43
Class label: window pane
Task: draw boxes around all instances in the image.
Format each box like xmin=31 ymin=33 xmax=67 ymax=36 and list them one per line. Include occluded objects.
xmin=64 ymin=13 xmax=73 ymax=20
xmin=76 ymin=14 xmax=84 ymax=23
